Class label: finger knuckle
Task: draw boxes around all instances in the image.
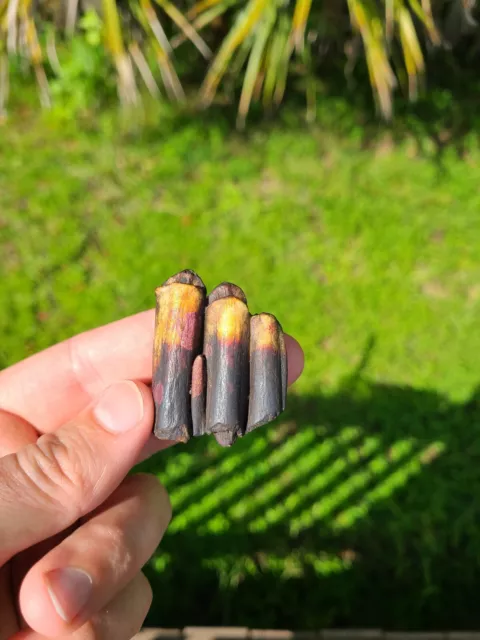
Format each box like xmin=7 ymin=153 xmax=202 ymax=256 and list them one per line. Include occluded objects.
xmin=15 ymin=431 xmax=95 ymax=519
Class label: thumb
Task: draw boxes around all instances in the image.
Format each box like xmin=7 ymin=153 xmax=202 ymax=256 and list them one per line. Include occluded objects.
xmin=0 ymin=380 xmax=154 ymax=566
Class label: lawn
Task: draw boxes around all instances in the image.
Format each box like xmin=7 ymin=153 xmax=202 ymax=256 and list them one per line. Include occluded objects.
xmin=2 ymin=102 xmax=480 ymax=630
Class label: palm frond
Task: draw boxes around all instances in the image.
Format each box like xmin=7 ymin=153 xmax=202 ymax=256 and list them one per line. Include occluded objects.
xmin=129 ymin=40 xmax=161 ymax=96
xmin=348 ymin=0 xmax=396 ymax=118
xmin=237 ymin=1 xmax=276 ymax=128
xmin=0 ymin=53 xmax=8 ymax=116
xmin=172 ymin=0 xmax=236 ymax=50
xmin=154 ymin=0 xmax=212 ymax=58
xmin=200 ymin=0 xmax=268 ymax=106
xmin=397 ymin=2 xmax=424 ymax=99
xmin=0 ymin=0 xmax=475 ymax=122
xmin=187 ymin=0 xmax=226 ymax=21
xmin=292 ymin=0 xmax=312 ymax=52
xmin=263 ymin=11 xmax=290 ymax=107
xmin=103 ymin=0 xmax=138 ymax=105
xmin=65 ymin=0 xmax=80 ymax=35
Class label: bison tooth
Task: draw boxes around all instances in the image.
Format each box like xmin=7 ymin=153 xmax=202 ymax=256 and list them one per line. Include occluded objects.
xmin=203 ymin=282 xmax=250 ymax=446
xmin=152 ymin=269 xmax=206 ymax=442
xmin=245 ymin=313 xmax=287 ymax=434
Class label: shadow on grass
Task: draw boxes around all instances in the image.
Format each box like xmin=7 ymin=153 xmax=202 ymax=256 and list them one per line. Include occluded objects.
xmin=139 ymin=339 xmax=480 ymax=632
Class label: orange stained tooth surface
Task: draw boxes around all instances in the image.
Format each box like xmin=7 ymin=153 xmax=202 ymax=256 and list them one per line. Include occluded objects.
xmin=207 ymin=297 xmax=249 ymax=343
xmin=154 ymin=283 xmax=204 ymax=362
xmin=251 ymin=313 xmax=280 ymax=350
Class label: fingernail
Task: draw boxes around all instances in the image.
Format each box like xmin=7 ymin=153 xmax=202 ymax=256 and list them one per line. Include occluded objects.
xmin=46 ymin=567 xmax=92 ymax=622
xmin=93 ymin=381 xmax=144 ymax=433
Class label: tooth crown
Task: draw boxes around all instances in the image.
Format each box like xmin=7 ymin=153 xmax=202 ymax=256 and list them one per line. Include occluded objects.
xmin=152 ymin=269 xmax=287 ymax=447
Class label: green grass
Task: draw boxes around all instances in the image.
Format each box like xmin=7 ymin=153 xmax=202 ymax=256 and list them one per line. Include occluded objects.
xmin=2 ymin=102 xmax=480 ymax=630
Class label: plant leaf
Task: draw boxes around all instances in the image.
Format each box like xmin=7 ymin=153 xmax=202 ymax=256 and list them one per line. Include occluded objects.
xmin=292 ymin=0 xmax=312 ymax=52
xmin=154 ymin=0 xmax=212 ymax=59
xmin=130 ymin=41 xmax=161 ymax=97
xmin=263 ymin=10 xmax=289 ymax=107
xmin=103 ymin=0 xmax=138 ymax=105
xmin=172 ymin=0 xmax=234 ymax=49
xmin=200 ymin=0 xmax=268 ymax=106
xmin=237 ymin=3 xmax=276 ymax=128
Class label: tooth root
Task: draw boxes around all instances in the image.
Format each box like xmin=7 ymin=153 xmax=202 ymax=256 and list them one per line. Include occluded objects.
xmin=152 ymin=269 xmax=206 ymax=442
xmin=246 ymin=313 xmax=287 ymax=434
xmin=214 ymin=430 xmax=238 ymax=447
xmin=204 ymin=283 xmax=250 ymax=445
xmin=191 ymin=354 xmax=207 ymax=437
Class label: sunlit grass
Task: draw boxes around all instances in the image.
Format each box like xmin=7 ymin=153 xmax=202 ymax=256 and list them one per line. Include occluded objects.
xmin=149 ymin=429 xmax=445 ymax=591
xmin=2 ymin=107 xmax=480 ymax=628
xmin=332 ymin=441 xmax=445 ymax=531
xmin=158 ymin=429 xmax=440 ymax=537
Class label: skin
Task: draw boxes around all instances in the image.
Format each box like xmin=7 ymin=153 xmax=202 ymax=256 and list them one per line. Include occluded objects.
xmin=0 ymin=309 xmax=304 ymax=640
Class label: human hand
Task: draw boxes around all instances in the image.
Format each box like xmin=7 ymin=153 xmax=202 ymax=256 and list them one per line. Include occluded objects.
xmin=0 ymin=309 xmax=304 ymax=640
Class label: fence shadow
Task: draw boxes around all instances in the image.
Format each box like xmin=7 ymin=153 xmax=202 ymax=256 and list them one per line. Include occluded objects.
xmin=139 ymin=340 xmax=480 ymax=631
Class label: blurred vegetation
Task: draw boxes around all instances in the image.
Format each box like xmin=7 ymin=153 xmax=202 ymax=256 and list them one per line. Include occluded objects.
xmin=1 ymin=0 xmax=480 ymax=125
xmin=2 ymin=84 xmax=480 ymax=629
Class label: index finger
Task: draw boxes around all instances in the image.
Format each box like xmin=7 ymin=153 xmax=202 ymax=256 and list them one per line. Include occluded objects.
xmin=0 ymin=309 xmax=304 ymax=433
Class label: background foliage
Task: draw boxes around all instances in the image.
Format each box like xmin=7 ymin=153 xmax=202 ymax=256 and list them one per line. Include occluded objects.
xmin=1 ymin=0 xmax=480 ymax=124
